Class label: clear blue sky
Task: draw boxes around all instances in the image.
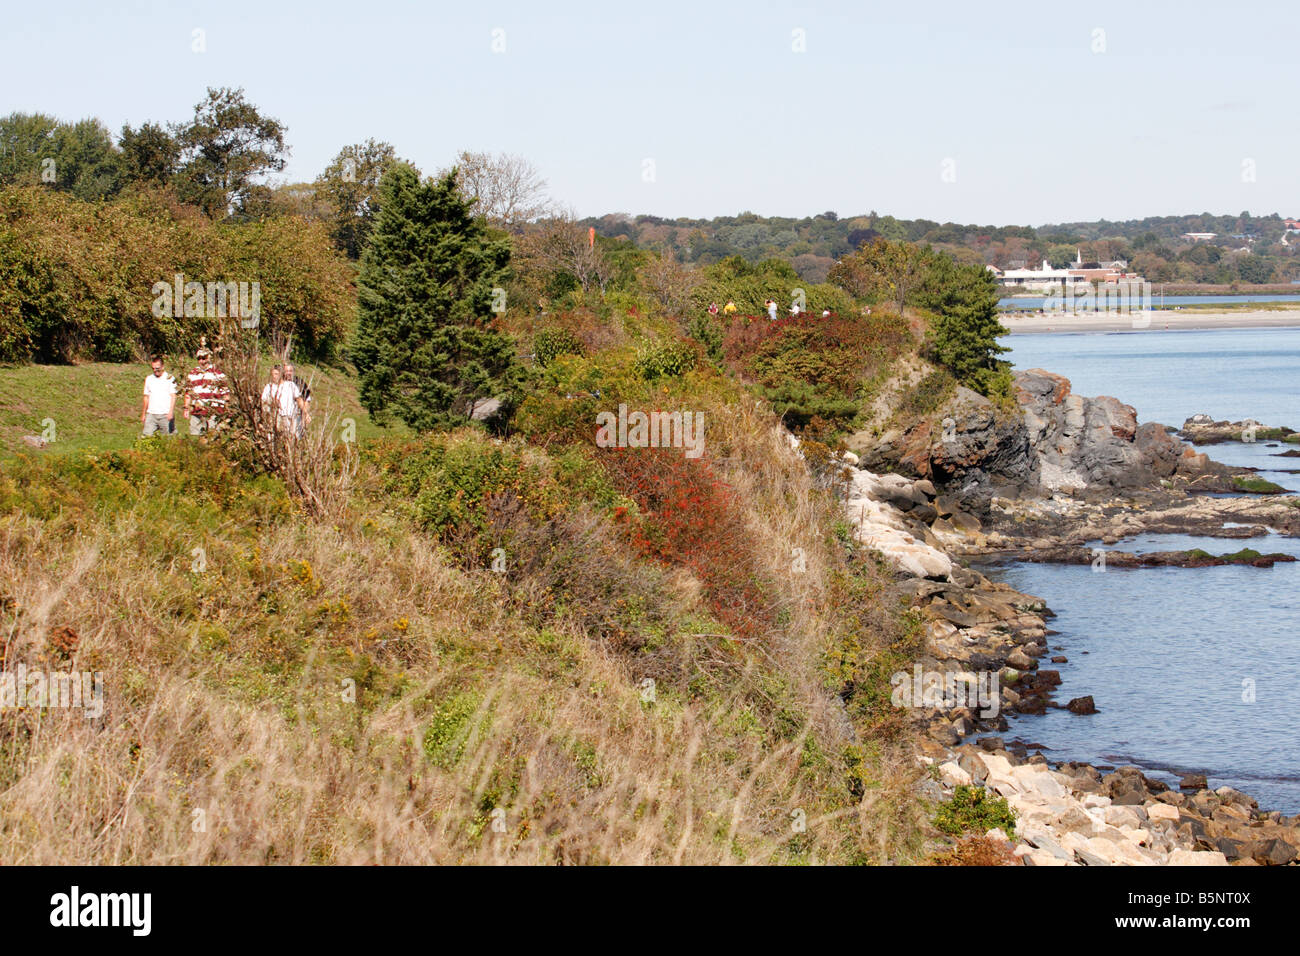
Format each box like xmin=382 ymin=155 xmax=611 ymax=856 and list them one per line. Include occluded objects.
xmin=3 ymin=0 xmax=1295 ymax=225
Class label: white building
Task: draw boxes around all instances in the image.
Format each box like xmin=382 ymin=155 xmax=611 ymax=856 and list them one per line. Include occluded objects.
xmin=999 ymin=259 xmax=1090 ymax=291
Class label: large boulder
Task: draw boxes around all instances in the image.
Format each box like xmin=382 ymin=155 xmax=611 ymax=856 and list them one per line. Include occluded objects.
xmin=853 ymin=368 xmax=1236 ymax=505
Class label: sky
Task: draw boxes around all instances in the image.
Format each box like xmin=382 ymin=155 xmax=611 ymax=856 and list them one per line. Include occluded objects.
xmin=2 ymin=0 xmax=1296 ymax=226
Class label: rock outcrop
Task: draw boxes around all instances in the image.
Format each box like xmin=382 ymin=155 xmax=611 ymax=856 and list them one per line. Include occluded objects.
xmin=845 ymin=470 xmax=954 ymax=579
xmin=1179 ymin=414 xmax=1299 ymax=445
xmin=834 ymin=450 xmax=1300 ymax=865
xmin=853 ymin=369 xmax=1242 ymax=508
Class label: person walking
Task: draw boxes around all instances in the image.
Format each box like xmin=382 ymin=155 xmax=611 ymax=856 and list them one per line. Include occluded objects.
xmin=184 ymin=342 xmax=230 ymax=438
xmin=282 ymin=362 xmax=312 ymax=437
xmin=260 ymin=365 xmax=305 ymax=439
xmin=141 ymin=355 xmax=177 ymax=437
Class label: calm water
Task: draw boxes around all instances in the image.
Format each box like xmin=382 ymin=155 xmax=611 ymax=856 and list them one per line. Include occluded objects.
xmin=986 ymin=329 xmax=1300 ymax=812
xmin=999 ymin=293 xmax=1300 ymax=310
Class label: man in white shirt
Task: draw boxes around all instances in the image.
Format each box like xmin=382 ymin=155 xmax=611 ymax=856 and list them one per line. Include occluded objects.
xmin=141 ymin=355 xmax=177 ymax=437
xmin=260 ymin=365 xmax=306 ymax=438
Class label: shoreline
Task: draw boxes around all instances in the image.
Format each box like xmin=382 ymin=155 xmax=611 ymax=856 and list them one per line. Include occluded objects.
xmin=999 ymin=309 xmax=1300 ymax=334
xmin=844 ymin=466 xmax=1300 ymax=863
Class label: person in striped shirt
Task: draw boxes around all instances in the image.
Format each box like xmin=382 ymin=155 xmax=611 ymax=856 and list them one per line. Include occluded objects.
xmin=183 ymin=344 xmax=230 ymax=437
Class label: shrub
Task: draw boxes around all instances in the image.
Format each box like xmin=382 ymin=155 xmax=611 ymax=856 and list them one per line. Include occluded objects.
xmin=894 ymin=369 xmax=957 ymax=421
xmin=931 ymin=835 xmax=1018 ymax=866
xmin=533 ymin=327 xmax=585 ymax=368
xmin=423 ymin=690 xmax=483 ymax=768
xmin=933 ymin=785 xmax=1017 ymax=839
xmin=720 ymin=312 xmax=911 ymax=433
xmin=633 ymin=339 xmax=699 ymax=380
xmin=687 ymin=314 xmax=724 ymax=364
xmin=371 ymin=435 xmax=560 ymax=562
xmin=0 ymin=185 xmax=353 ymax=363
xmin=600 ymin=445 xmax=775 ymax=639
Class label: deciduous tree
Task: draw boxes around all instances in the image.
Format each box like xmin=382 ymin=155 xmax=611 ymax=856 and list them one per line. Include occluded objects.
xmin=828 ymin=237 xmax=935 ymax=314
xmin=315 ymin=139 xmax=399 ymax=257
xmin=450 ymin=150 xmax=550 ymax=229
xmin=173 ymin=88 xmax=288 ymax=218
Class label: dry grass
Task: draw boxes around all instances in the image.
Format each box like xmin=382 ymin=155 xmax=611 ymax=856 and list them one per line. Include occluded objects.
xmin=930 ymin=836 xmax=1020 ymax=867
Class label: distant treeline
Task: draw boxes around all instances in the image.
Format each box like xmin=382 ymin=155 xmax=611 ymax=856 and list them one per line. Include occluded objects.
xmin=580 ymin=210 xmax=1300 ymax=286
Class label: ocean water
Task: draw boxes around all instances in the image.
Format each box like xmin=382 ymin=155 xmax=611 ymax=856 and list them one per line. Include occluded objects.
xmin=983 ymin=329 xmax=1300 ymax=813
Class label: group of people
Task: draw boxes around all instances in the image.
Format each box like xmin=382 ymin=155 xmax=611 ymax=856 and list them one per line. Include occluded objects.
xmin=702 ymin=300 xmax=834 ymax=322
xmin=141 ymin=344 xmax=311 ymax=440
xmin=141 ymin=344 xmax=232 ymax=438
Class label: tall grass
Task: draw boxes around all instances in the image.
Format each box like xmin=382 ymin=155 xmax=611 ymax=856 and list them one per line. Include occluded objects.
xmin=0 ymin=348 xmax=927 ymax=865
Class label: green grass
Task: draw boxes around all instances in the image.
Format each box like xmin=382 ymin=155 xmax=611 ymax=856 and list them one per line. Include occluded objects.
xmin=1185 ymin=547 xmax=1283 ymax=565
xmin=1232 ymin=474 xmax=1287 ymax=494
xmin=0 ymin=360 xmax=408 ymax=460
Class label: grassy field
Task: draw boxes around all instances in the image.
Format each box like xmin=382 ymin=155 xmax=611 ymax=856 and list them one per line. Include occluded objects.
xmin=0 ymin=359 xmax=406 ymax=458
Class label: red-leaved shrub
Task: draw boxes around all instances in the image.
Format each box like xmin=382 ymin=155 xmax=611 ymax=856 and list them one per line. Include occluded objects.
xmin=600 ymin=445 xmax=775 ymax=640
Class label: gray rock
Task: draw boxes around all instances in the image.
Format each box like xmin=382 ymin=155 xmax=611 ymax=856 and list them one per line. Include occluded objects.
xmin=1249 ymin=838 xmax=1297 ymax=866
xmin=1023 ymin=829 xmax=1072 ymax=861
xmin=469 ymin=397 xmax=504 ymax=421
xmin=1075 ymin=848 xmax=1111 ymax=866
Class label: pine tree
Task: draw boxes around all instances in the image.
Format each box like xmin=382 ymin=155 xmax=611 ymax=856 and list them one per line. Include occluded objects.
xmin=352 ymin=163 xmax=521 ymax=430
xmin=918 ymin=255 xmax=1010 ymax=397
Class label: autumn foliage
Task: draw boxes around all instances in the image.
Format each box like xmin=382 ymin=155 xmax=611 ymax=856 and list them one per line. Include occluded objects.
xmin=601 ymin=444 xmax=775 ymax=639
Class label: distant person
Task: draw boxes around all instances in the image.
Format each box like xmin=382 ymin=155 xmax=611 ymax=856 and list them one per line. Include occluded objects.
xmin=765 ymin=299 xmax=777 ymax=321
xmin=821 ymin=309 xmax=831 ymax=317
xmin=260 ymin=365 xmax=305 ymax=438
xmin=184 ymin=342 xmax=230 ymax=438
xmin=707 ymin=302 xmax=719 ymax=316
xmin=722 ymin=301 xmax=737 ymax=315
xmin=141 ymin=355 xmax=177 ymax=437
xmin=282 ymin=362 xmax=312 ymax=436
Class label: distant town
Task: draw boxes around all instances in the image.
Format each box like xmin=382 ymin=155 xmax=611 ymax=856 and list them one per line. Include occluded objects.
xmin=990 ymin=251 xmax=1144 ymax=291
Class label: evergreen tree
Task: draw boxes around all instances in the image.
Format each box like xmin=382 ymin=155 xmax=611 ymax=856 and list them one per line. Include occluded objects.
xmin=917 ymin=254 xmax=1010 ymax=397
xmin=352 ymin=163 xmax=521 ymax=430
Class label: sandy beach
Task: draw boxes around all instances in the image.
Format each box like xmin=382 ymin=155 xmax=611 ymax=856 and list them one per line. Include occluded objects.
xmin=1000 ymin=308 xmax=1300 ymax=334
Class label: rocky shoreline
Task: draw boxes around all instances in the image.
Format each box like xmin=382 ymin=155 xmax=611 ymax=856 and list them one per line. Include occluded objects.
xmin=838 ymin=370 xmax=1300 ymax=865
